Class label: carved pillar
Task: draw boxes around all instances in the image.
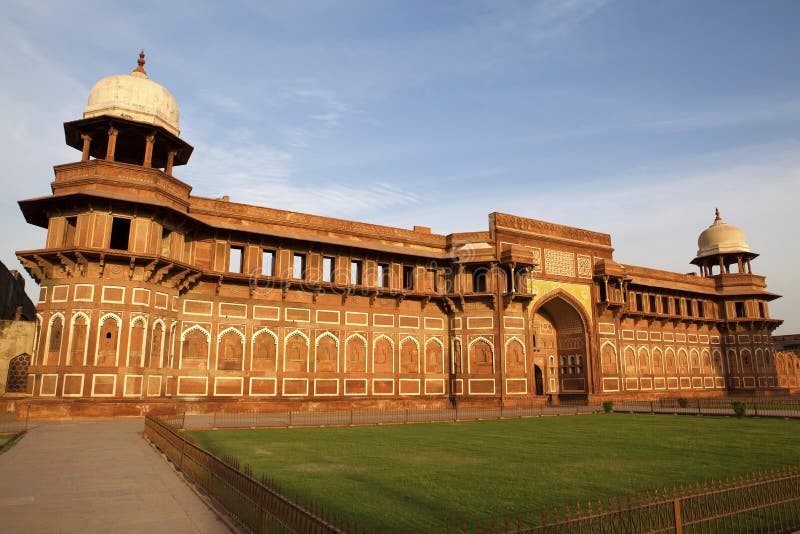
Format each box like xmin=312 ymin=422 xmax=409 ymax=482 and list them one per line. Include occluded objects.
xmin=143 ymin=132 xmax=155 ymax=168
xmin=737 ymin=255 xmax=744 ymax=274
xmin=719 ymin=256 xmax=725 ymax=274
xmin=165 ymin=150 xmax=177 ymax=175
xmin=80 ymin=134 xmax=92 ymax=162
xmin=457 ymin=264 xmax=465 ymax=293
xmin=105 ymin=127 xmax=118 ymax=161
xmin=509 ymin=262 xmax=516 ymax=293
xmin=746 ymin=258 xmax=752 ymax=274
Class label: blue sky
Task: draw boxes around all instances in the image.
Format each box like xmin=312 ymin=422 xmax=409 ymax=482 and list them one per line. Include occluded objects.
xmin=2 ymin=0 xmax=799 ymax=333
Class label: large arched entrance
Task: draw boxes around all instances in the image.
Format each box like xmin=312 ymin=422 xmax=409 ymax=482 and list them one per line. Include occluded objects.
xmin=532 ymin=295 xmax=589 ymax=397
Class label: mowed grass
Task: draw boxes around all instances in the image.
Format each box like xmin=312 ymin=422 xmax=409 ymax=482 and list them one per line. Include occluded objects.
xmin=0 ymin=432 xmax=22 ymax=452
xmin=188 ymin=414 xmax=800 ymax=532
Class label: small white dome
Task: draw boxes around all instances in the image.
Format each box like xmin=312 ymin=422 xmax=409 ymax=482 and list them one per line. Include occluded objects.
xmin=696 ymin=209 xmax=751 ymax=258
xmin=83 ymin=51 xmax=180 ymax=136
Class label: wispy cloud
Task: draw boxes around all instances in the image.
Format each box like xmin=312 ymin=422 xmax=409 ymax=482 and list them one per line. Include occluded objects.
xmin=183 ymin=136 xmax=419 ymax=219
xmin=480 ymin=0 xmax=610 ymax=46
xmin=285 ymin=87 xmax=351 ymax=127
xmin=197 ymin=90 xmax=246 ymax=114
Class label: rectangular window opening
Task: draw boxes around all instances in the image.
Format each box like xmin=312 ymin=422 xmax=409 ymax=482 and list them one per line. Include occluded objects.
xmin=735 ymin=301 xmax=746 ymax=318
xmin=472 ymin=268 xmax=487 ymax=293
xmin=661 ymin=296 xmax=669 ymax=315
xmin=350 ymin=260 xmax=363 ymax=285
xmin=687 ymin=300 xmax=694 ymax=317
xmin=261 ymin=250 xmax=275 ymax=276
xmin=674 ymin=297 xmax=682 ymax=316
xmin=109 ymin=217 xmax=131 ymax=251
xmin=377 ymin=263 xmax=389 ymax=288
xmin=698 ymin=301 xmax=705 ymax=318
xmin=228 ymin=246 xmax=243 ymax=273
xmin=648 ymin=295 xmax=657 ymax=313
xmin=293 ymin=253 xmax=306 ymax=280
xmin=758 ymin=302 xmax=766 ymax=318
xmin=322 ymin=256 xmax=335 ymax=283
xmin=402 ymin=265 xmax=414 ymax=290
xmin=635 ymin=293 xmax=643 ymax=312
xmin=64 ymin=216 xmax=77 ymax=247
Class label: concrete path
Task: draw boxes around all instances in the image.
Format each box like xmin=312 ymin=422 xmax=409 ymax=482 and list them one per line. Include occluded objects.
xmin=0 ymin=419 xmax=231 ymax=533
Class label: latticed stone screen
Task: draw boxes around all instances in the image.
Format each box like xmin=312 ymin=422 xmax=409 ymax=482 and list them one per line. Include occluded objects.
xmin=6 ymin=353 xmax=31 ymax=393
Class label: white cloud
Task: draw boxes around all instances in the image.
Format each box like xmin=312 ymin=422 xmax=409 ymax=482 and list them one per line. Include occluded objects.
xmin=183 ymin=136 xmax=419 ymax=219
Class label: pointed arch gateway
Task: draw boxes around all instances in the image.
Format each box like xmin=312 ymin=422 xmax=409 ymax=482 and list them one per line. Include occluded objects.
xmin=530 ymin=290 xmax=593 ymax=396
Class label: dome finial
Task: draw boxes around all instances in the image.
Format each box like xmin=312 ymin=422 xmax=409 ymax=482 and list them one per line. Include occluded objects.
xmin=714 ymin=207 xmax=721 ymax=221
xmin=132 ymin=49 xmax=147 ymax=76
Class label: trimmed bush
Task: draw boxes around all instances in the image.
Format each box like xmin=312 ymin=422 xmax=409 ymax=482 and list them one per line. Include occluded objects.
xmin=677 ymin=397 xmax=689 ymax=408
xmin=732 ymin=401 xmax=748 ymax=418
xmin=602 ymin=401 xmax=614 ymax=413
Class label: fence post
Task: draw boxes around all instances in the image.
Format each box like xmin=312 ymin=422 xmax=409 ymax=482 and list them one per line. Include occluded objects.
xmin=179 ymin=433 xmax=185 ymax=471
xmin=673 ymin=499 xmax=683 ymax=534
xmin=697 ymin=399 xmax=701 ymax=416
xmin=25 ymin=404 xmax=30 ymax=431
xmin=288 ymin=410 xmax=292 ymax=427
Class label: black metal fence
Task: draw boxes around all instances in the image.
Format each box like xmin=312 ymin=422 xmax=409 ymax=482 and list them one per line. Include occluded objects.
xmin=144 ymin=414 xmax=352 ymax=533
xmin=482 ymin=466 xmax=800 ymax=533
xmin=0 ymin=406 xmax=28 ymax=434
xmin=178 ymin=396 xmax=800 ymax=430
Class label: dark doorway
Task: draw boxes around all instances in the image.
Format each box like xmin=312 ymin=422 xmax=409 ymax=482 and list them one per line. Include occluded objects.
xmin=534 ymin=365 xmax=544 ymax=396
xmin=109 ymin=217 xmax=131 ymax=250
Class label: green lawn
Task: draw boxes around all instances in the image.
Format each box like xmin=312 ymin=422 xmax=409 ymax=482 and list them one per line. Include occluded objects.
xmin=0 ymin=433 xmax=21 ymax=452
xmin=188 ymin=414 xmax=800 ymax=532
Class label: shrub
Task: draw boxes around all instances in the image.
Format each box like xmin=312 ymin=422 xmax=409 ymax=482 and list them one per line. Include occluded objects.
xmin=732 ymin=401 xmax=747 ymax=418
xmin=677 ymin=397 xmax=689 ymax=408
xmin=602 ymin=401 xmax=614 ymax=413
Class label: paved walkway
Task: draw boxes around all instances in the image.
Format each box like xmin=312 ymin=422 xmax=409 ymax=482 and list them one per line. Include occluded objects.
xmin=0 ymin=418 xmax=231 ymax=533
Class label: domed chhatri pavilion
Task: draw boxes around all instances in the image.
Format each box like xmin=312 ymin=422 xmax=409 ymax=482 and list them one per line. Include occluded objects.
xmin=13 ymin=54 xmax=800 ymax=414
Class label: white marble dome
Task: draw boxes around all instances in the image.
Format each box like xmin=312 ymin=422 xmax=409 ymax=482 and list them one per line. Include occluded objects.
xmin=83 ymin=51 xmax=180 ymax=136
xmin=696 ymin=209 xmax=751 ymax=258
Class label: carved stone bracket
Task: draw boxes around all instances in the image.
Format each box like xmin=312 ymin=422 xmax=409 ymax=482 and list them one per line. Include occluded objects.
xmin=168 ymin=268 xmax=190 ymax=288
xmin=143 ymin=258 xmax=158 ymax=280
xmin=150 ymin=262 xmax=173 ymax=285
xmin=179 ymin=272 xmax=201 ymax=294
xmin=421 ymin=295 xmax=431 ymax=311
xmin=17 ymin=256 xmax=43 ymax=282
xmin=56 ymin=252 xmax=76 ymax=277
xmin=75 ymin=251 xmax=88 ymax=276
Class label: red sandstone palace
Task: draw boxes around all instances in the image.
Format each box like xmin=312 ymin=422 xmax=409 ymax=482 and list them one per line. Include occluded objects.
xmin=14 ymin=53 xmax=800 ymax=410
